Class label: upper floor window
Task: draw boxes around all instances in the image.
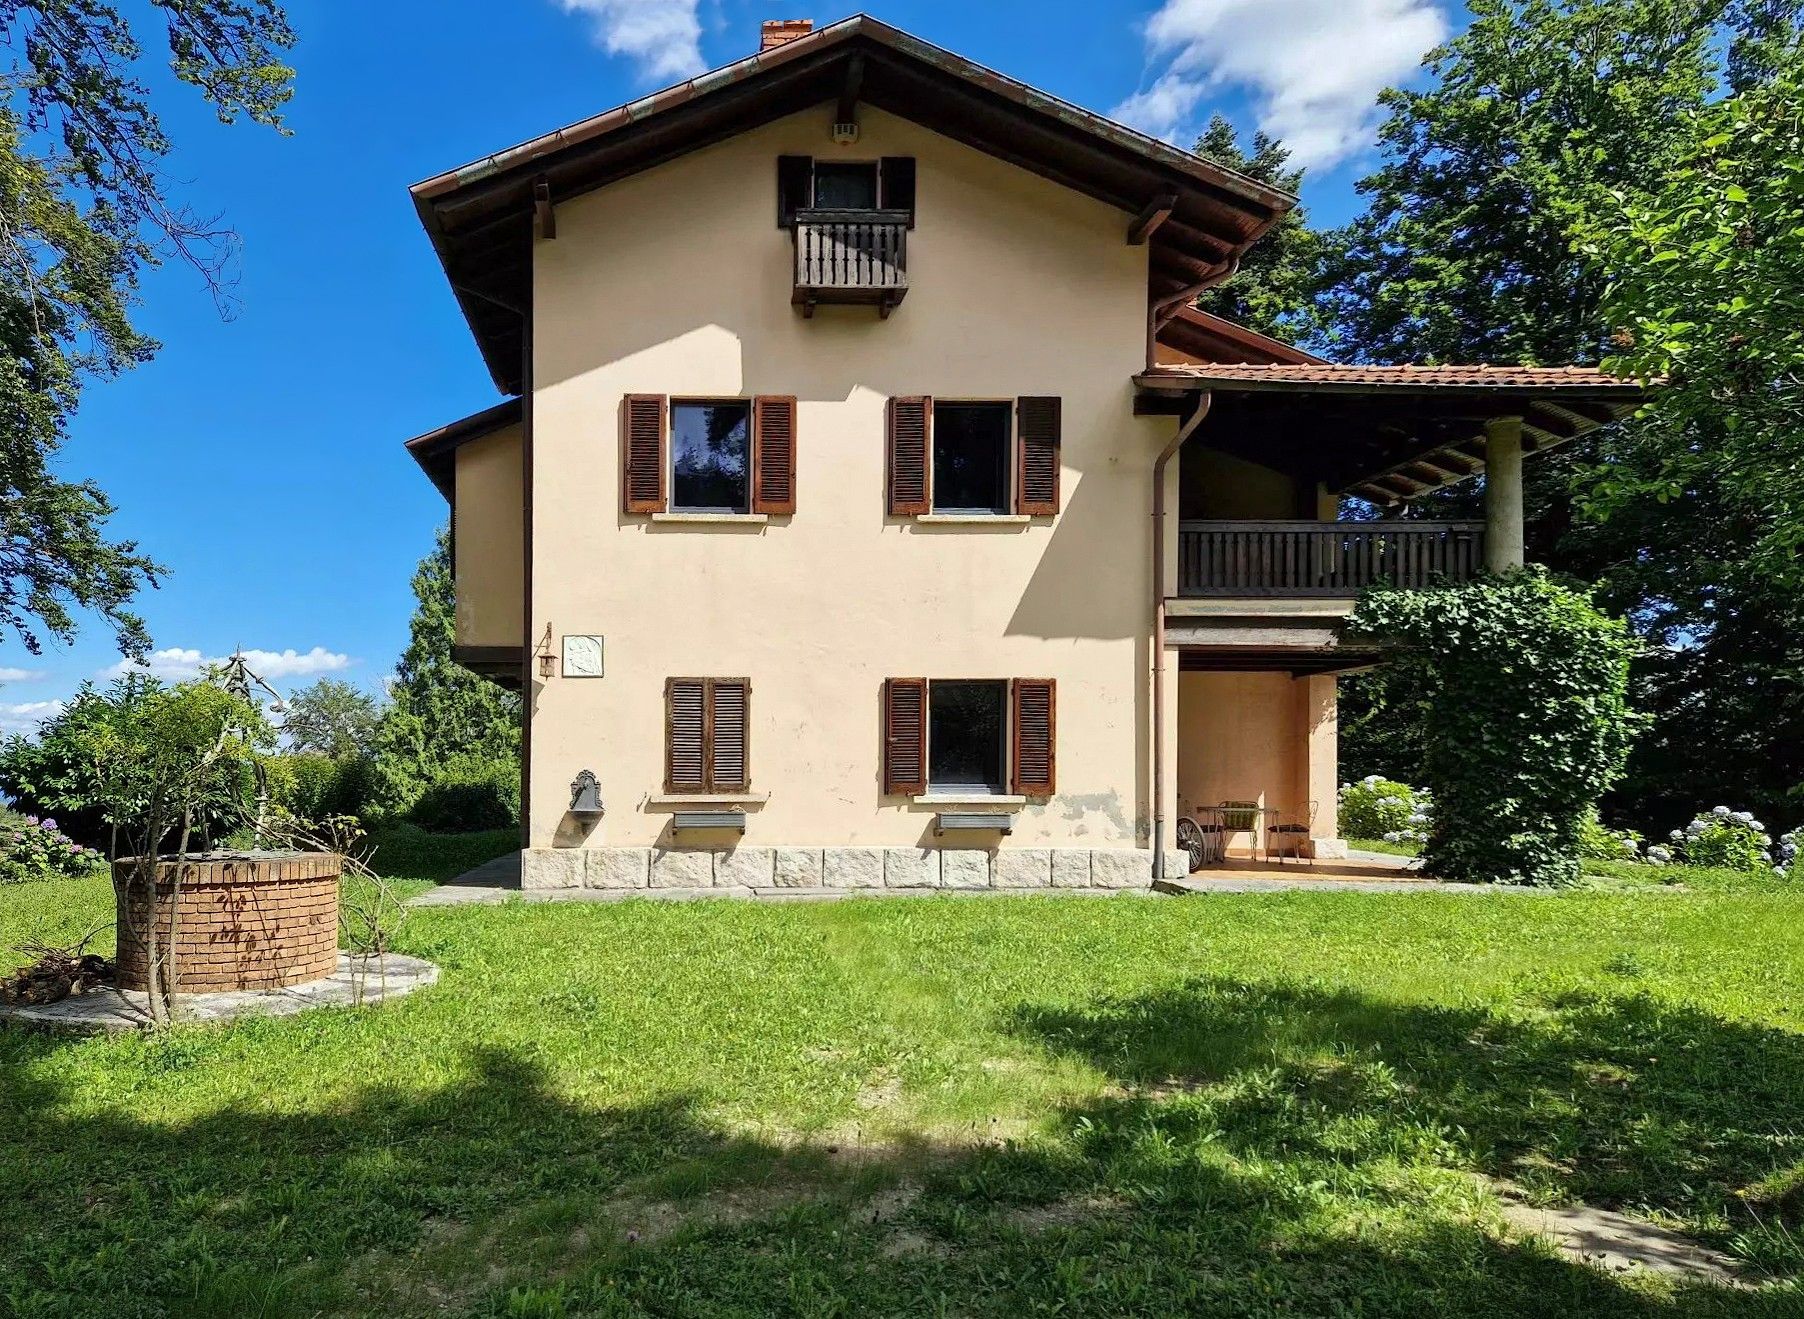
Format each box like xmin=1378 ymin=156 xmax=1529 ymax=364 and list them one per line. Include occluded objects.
xmin=671 ymin=400 xmax=751 ymax=514
xmin=885 ymin=396 xmax=1062 ymax=518
xmin=812 ymin=161 xmax=878 ymax=210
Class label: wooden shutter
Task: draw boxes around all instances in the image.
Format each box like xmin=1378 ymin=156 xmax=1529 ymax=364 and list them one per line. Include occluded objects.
xmin=777 ymin=155 xmax=813 ymax=226
xmin=622 ymin=394 xmax=667 ymax=513
xmin=751 ymin=395 xmax=797 ymax=514
xmin=666 ymin=678 xmax=706 ymax=790
xmin=709 ymin=679 xmax=749 ymax=791
xmin=667 ymin=678 xmax=750 ymax=791
xmin=886 ymin=397 xmax=931 ymax=516
xmin=879 ymin=157 xmax=916 ymax=226
xmin=882 ymin=678 xmax=928 ymax=795
xmin=1011 ymin=678 xmax=1056 ymax=796
xmin=1015 ymin=396 xmax=1061 ymax=516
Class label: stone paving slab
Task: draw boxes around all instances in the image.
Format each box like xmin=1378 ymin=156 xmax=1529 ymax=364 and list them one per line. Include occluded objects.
xmin=1153 ymin=876 xmax=1515 ymax=895
xmin=0 ymin=952 xmax=438 ymax=1035
xmin=1484 ymin=1179 xmax=1748 ymax=1288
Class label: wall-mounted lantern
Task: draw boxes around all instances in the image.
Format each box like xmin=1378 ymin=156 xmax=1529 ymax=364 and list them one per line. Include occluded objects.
xmin=569 ymin=770 xmax=604 ymax=817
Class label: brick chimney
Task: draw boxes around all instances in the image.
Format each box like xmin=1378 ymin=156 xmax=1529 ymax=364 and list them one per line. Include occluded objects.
xmin=760 ymin=19 xmax=813 ymax=51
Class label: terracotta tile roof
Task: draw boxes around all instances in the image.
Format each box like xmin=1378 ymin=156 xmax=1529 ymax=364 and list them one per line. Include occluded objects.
xmin=1138 ymin=362 xmax=1646 ymax=394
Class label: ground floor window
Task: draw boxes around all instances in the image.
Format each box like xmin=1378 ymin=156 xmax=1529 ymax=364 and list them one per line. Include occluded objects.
xmin=928 ymin=680 xmax=1008 ymax=793
xmin=932 ymin=401 xmax=1011 ymax=514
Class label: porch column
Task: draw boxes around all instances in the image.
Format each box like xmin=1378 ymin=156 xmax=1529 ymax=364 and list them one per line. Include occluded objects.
xmin=1300 ymin=675 xmax=1347 ymax=859
xmin=1484 ymin=415 xmax=1525 ymax=573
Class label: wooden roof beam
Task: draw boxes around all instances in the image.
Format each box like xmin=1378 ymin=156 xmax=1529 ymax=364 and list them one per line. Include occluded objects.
xmin=836 ymin=52 xmax=865 ymax=124
xmin=533 ymin=177 xmax=555 ymax=240
xmin=1128 ymin=192 xmax=1177 ymax=245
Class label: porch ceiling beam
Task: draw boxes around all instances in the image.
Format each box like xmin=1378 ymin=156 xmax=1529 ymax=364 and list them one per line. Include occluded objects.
xmin=1128 ymin=192 xmax=1178 ymax=245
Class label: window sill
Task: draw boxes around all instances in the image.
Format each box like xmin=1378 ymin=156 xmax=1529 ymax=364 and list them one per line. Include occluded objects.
xmin=649 ymin=513 xmax=769 ymax=525
xmin=916 ymin=793 xmax=1028 ymax=807
xmin=648 ymin=792 xmax=770 ymax=807
xmin=914 ymin=515 xmax=1032 ymax=525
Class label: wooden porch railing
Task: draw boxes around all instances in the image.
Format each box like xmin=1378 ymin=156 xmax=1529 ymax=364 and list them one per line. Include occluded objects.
xmin=791 ymin=208 xmax=909 ymax=314
xmin=1178 ymin=520 xmax=1486 ymax=596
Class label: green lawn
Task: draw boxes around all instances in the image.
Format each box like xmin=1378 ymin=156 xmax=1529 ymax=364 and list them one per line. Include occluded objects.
xmin=3 ymin=851 xmax=1802 ymax=1317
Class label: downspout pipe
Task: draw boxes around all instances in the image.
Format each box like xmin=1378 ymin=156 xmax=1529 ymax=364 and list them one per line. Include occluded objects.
xmin=1152 ymin=390 xmax=1212 ymax=881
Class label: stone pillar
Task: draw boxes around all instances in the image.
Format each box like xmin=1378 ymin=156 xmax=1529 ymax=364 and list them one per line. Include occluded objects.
xmin=1484 ymin=415 xmax=1526 ymax=573
xmin=1299 ymin=675 xmax=1347 ymax=859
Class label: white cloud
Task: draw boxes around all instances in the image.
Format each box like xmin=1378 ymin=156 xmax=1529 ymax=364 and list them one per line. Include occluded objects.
xmin=1114 ymin=0 xmax=1450 ymax=169
xmin=99 ymin=647 xmax=354 ymax=683
xmin=0 ymin=700 xmax=64 ymax=736
xmin=555 ymin=0 xmax=705 ymax=83
xmin=0 ymin=666 xmax=40 ymax=682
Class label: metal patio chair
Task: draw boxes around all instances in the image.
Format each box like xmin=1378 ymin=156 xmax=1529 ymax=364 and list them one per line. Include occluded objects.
xmin=1267 ymin=802 xmax=1318 ymax=864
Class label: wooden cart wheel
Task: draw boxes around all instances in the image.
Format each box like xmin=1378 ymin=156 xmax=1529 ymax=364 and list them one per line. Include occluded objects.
xmin=1175 ymin=816 xmax=1209 ymax=874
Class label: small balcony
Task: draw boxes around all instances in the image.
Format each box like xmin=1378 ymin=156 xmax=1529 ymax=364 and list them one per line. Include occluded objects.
xmin=1178 ymin=520 xmax=1486 ymax=598
xmin=791 ymin=208 xmax=909 ymax=317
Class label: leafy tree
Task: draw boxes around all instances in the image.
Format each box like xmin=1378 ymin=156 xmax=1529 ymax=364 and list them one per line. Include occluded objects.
xmin=1350 ymin=571 xmax=1644 ymax=885
xmin=371 ymin=529 xmax=520 ymax=816
xmin=1191 ymin=114 xmax=1324 ymax=345
xmin=1 ymin=1 xmax=296 ymax=656
xmin=281 ymin=677 xmax=381 ymax=758
xmin=1324 ymin=0 xmax=1804 ymax=828
xmin=1577 ymin=59 xmax=1804 ymax=590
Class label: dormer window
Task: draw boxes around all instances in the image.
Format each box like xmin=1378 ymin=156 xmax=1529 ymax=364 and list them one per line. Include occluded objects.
xmin=777 ymin=156 xmax=916 ymax=225
xmin=812 ymin=161 xmax=878 ymax=210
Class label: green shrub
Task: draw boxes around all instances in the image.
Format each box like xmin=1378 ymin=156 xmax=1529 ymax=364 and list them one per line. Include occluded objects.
xmin=1579 ymin=811 xmax=1644 ymax=862
xmin=408 ymin=759 xmax=520 ymax=833
xmin=1349 ymin=569 xmax=1644 ymax=886
xmin=1339 ymin=776 xmax=1431 ymax=844
xmin=265 ymin=753 xmax=376 ymax=822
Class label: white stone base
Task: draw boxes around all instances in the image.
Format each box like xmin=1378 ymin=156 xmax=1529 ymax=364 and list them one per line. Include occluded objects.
xmin=520 ymin=847 xmax=1164 ymax=895
xmin=1308 ymin=837 xmax=1351 ymax=860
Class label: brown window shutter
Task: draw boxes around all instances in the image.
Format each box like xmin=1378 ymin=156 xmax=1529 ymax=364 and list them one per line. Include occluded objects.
xmin=708 ymin=679 xmax=750 ymax=790
xmin=886 ymin=397 xmax=931 ymax=516
xmin=778 ymin=155 xmax=813 ymax=226
xmin=1015 ymin=397 xmax=1061 ymax=515
xmin=882 ymin=678 xmax=928 ymax=795
xmin=1011 ymin=678 xmax=1056 ymax=796
xmin=879 ymin=157 xmax=916 ymax=226
xmin=622 ymin=394 xmax=667 ymax=513
xmin=666 ymin=678 xmax=706 ymax=791
xmin=751 ymin=396 xmax=797 ymax=514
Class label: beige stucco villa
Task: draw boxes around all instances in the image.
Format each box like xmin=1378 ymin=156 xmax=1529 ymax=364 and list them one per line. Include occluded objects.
xmin=404 ymin=15 xmax=1642 ymax=894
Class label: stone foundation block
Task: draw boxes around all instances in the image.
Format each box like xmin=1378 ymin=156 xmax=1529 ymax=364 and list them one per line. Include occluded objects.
xmin=651 ymin=849 xmax=715 ymax=889
xmin=1166 ymin=850 xmax=1191 ymax=879
xmin=1309 ymin=837 xmax=1350 ymax=860
xmin=885 ymin=848 xmax=941 ymax=888
xmin=994 ymin=850 xmax=1052 ymax=888
xmin=521 ymin=848 xmax=585 ymax=892
xmin=772 ymin=848 xmax=824 ymax=888
xmin=823 ymin=848 xmax=885 ymax=889
xmin=1090 ymin=849 xmax=1156 ymax=889
xmin=587 ymin=848 xmax=650 ymax=889
xmin=714 ymin=847 xmax=774 ymax=888
xmin=1050 ymin=850 xmax=1092 ymax=888
xmin=941 ymin=850 xmax=992 ymax=888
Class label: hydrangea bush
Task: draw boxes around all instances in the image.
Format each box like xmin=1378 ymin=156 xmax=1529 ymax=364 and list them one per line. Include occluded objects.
xmin=1339 ymin=776 xmax=1433 ymax=846
xmin=0 ymin=814 xmax=98 ymax=883
xmin=1649 ymin=806 xmax=1778 ymax=872
xmin=1578 ymin=812 xmax=1644 ymax=862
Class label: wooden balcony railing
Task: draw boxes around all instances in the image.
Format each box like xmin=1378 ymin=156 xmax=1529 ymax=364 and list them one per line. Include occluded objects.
xmin=791 ymin=208 xmax=909 ymax=316
xmin=1178 ymin=520 xmax=1486 ymax=597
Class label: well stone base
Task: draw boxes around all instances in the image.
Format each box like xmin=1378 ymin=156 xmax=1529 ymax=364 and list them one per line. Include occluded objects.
xmin=520 ymin=847 xmax=1179 ymax=894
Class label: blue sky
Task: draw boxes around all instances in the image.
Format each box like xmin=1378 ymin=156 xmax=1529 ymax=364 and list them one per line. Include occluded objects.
xmin=0 ymin=0 xmax=1456 ymax=732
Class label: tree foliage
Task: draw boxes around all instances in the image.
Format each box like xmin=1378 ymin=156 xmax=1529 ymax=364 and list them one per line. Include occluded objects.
xmin=1576 ymin=56 xmax=1804 ymax=589
xmin=0 ymin=1 xmax=295 ymax=655
xmin=1349 ymin=572 xmax=1644 ymax=886
xmin=371 ymin=529 xmax=520 ymax=816
xmin=281 ymin=677 xmax=381 ymax=759
xmin=1191 ymin=114 xmax=1324 ymax=345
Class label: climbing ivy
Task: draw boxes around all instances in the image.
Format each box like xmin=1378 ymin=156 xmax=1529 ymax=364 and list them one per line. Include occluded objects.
xmin=1348 ymin=570 xmax=1644 ymax=885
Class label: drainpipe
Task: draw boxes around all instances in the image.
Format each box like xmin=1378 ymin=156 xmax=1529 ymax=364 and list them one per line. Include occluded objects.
xmin=1146 ymin=257 xmax=1241 ymax=371
xmin=1152 ymin=391 xmax=1213 ymax=881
